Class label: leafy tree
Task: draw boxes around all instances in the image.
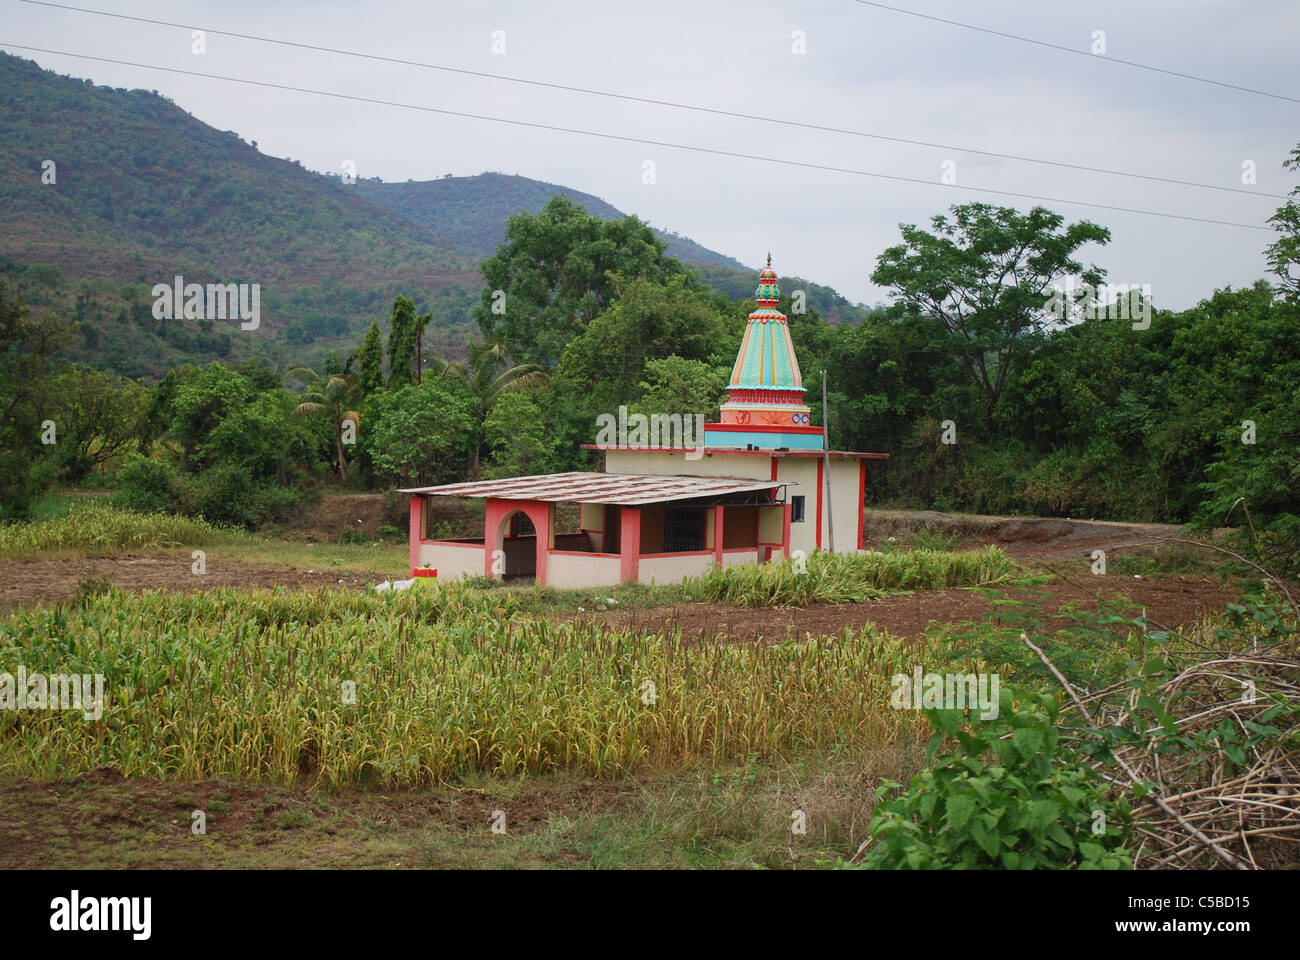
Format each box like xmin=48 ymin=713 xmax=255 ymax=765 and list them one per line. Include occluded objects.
xmin=0 ymin=280 xmax=70 ymax=517
xmin=550 ymin=275 xmax=736 ymax=467
xmin=430 ymin=339 xmax=548 ymax=473
xmin=1265 ymin=142 xmax=1300 ymax=302
xmin=164 ymin=363 xmax=253 ymax=470
xmin=45 ymin=365 xmax=150 ymax=482
xmin=483 ymin=391 xmax=555 ymax=478
xmin=358 ymin=320 xmax=384 ymax=393
xmin=366 ymin=378 xmax=477 ymax=487
xmin=628 ymin=356 xmax=728 ymax=421
xmin=386 ymin=295 xmax=418 ymax=389
xmin=282 ymin=367 xmax=362 ymax=480
xmin=113 ymin=455 xmax=182 ymax=514
xmin=474 ymin=195 xmax=689 ymax=369
xmin=871 ymin=203 xmax=1110 ymax=425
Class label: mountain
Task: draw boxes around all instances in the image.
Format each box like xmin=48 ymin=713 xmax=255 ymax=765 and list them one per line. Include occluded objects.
xmin=354 ymin=173 xmax=747 ymax=270
xmin=0 ymin=51 xmax=873 ymax=378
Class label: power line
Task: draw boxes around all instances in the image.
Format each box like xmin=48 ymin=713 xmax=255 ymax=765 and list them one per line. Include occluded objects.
xmin=16 ymin=0 xmax=1287 ymax=201
xmin=851 ymin=0 xmax=1300 ymax=104
xmin=0 ymin=42 xmax=1274 ymax=233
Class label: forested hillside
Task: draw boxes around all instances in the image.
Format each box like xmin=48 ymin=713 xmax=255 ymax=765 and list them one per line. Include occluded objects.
xmin=0 ymin=52 xmax=880 ymax=377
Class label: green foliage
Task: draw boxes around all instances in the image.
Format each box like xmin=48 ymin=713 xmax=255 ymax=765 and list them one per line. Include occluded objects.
xmin=688 ymin=547 xmax=1013 ymax=608
xmin=366 ymin=378 xmax=478 ymax=487
xmin=0 ymin=280 xmax=71 ymax=519
xmin=550 ymin=274 xmax=735 ymax=467
xmin=483 ymin=391 xmax=554 ymax=478
xmin=1265 ymin=144 xmax=1300 ymax=302
xmin=475 ymin=195 xmax=690 ymax=369
xmin=629 ymin=356 xmax=729 ymax=421
xmin=0 ymin=499 xmax=233 ymax=556
xmin=385 ymin=296 xmax=419 ymax=390
xmin=184 ymin=462 xmax=303 ymax=528
xmin=43 ymin=364 xmax=149 ymax=482
xmin=872 ymin=203 xmax=1110 ymax=424
xmin=113 ymin=455 xmax=182 ymax=514
xmin=357 ymin=320 xmax=384 ymax=393
xmin=863 ymin=692 xmax=1133 ymax=869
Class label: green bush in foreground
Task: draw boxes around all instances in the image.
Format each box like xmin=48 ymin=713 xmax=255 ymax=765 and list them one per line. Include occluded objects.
xmin=861 ymin=691 xmax=1133 ymax=870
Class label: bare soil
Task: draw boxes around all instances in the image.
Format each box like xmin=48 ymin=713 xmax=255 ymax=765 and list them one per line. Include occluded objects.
xmin=0 ymin=766 xmax=642 ymax=869
xmin=863 ymin=508 xmax=1200 ymax=562
xmin=575 ymin=573 xmax=1237 ymax=644
xmin=0 ymin=553 xmax=367 ymax=610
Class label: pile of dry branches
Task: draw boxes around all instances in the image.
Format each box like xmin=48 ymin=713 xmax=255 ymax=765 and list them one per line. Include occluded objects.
xmin=1027 ymin=625 xmax=1300 ymax=870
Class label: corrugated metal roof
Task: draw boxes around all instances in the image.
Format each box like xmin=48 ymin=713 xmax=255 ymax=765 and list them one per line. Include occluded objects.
xmin=399 ymin=472 xmax=794 ymax=506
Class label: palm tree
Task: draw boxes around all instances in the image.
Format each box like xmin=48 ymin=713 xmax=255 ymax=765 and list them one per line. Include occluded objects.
xmin=430 ymin=340 xmax=549 ymax=473
xmin=282 ymin=367 xmax=361 ymax=480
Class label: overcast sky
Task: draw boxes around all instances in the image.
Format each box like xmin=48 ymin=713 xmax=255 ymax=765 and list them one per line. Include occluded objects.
xmin=5 ymin=0 xmax=1298 ymax=308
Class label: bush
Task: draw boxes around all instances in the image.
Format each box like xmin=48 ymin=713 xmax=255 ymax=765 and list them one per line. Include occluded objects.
xmin=862 ymin=691 xmax=1133 ymax=869
xmin=113 ymin=456 xmax=181 ymax=514
xmin=366 ymin=379 xmax=478 ymax=487
xmin=184 ymin=463 xmax=302 ymax=528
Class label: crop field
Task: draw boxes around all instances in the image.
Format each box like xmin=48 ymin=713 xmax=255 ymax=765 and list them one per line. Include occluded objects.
xmin=1 ymin=503 xmax=1296 ymax=870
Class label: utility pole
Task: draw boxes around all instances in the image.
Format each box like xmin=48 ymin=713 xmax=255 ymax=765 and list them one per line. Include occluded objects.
xmin=822 ymin=369 xmax=834 ymax=553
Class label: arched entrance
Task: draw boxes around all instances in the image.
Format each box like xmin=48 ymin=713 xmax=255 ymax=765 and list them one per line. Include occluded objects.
xmin=498 ymin=509 xmax=537 ymax=581
xmin=485 ymin=499 xmax=551 ymax=585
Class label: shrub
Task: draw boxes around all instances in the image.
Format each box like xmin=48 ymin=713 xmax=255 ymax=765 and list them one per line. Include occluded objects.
xmin=184 ymin=464 xmax=302 ymax=528
xmin=113 ymin=456 xmax=181 ymax=514
xmin=861 ymin=691 xmax=1133 ymax=869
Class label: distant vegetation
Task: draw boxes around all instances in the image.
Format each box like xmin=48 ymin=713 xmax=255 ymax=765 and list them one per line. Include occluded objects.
xmin=1 ymin=51 xmax=1296 ymax=575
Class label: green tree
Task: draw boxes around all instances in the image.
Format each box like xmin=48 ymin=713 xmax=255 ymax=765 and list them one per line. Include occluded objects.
xmin=549 ymin=275 xmax=735 ymax=467
xmin=163 ymin=363 xmax=253 ymax=471
xmin=1265 ymin=142 xmax=1300 ymax=302
xmin=45 ymin=365 xmax=150 ymax=482
xmin=474 ymin=195 xmax=689 ymax=369
xmin=366 ymin=378 xmax=477 ymax=487
xmin=871 ymin=203 xmax=1110 ymax=426
xmin=0 ymin=281 xmax=71 ymax=517
xmin=431 ymin=338 xmax=548 ymax=473
xmin=282 ymin=367 xmax=362 ymax=480
xmin=629 ymin=356 xmax=729 ymax=421
xmin=386 ymin=295 xmax=418 ymax=389
xmin=483 ymin=391 xmax=555 ymax=478
xmin=358 ymin=320 xmax=384 ymax=393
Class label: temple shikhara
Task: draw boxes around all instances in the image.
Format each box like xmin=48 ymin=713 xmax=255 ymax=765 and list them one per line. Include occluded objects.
xmin=403 ymin=259 xmax=888 ymax=587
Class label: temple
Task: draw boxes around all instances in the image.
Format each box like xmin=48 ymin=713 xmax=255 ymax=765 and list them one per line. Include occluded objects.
xmin=402 ymin=259 xmax=889 ymax=587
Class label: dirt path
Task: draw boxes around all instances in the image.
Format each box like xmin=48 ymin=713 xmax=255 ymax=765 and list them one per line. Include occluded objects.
xmin=864 ymin=508 xmax=1195 ymax=563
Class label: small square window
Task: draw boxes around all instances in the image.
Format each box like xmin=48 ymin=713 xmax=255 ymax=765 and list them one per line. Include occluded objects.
xmin=791 ymin=495 xmax=806 ymax=523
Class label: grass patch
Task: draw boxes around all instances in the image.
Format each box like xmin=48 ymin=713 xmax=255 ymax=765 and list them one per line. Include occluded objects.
xmin=213 ymin=538 xmax=408 ymax=579
xmin=688 ymin=547 xmax=1015 ymax=608
xmin=0 ymin=500 xmax=240 ymax=558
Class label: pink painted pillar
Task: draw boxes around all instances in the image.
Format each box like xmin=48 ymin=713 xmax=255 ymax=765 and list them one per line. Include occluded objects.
xmin=408 ymin=496 xmax=422 ymax=577
xmin=713 ymin=505 xmax=725 ymax=568
xmin=782 ymin=503 xmax=792 ymax=559
xmin=619 ymin=507 xmax=641 ymax=583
